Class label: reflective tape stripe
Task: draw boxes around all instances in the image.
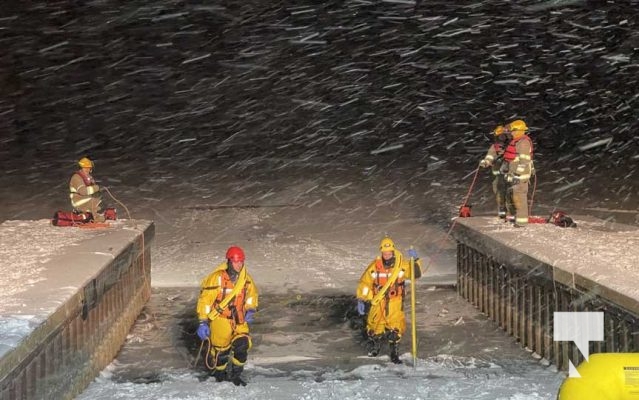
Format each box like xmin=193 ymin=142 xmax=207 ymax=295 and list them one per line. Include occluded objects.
xmin=516 ymin=217 xmax=528 ymax=224
xmin=372 ymin=272 xmax=391 ymax=279
xmin=519 ymin=154 xmax=531 ymax=160
xmin=205 ymin=305 xmax=211 ymax=314
xmin=362 ymin=287 xmax=369 ymax=296
xmin=398 ymin=270 xmax=404 ymax=278
xmin=217 ymin=276 xmax=222 ymax=286
xmin=516 ymin=166 xmax=526 ymax=173
xmin=246 ymin=297 xmax=254 ymax=306
xmin=71 ymin=197 xmax=92 ymax=207
xmin=86 ymin=186 xmax=96 ymax=195
xmin=485 ymin=155 xmax=494 ymax=161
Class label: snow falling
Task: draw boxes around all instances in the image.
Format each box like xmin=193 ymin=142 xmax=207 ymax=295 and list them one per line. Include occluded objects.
xmin=0 ymin=0 xmax=637 ymax=399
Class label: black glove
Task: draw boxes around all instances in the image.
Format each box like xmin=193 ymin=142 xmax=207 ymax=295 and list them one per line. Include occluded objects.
xmin=507 ymin=175 xmax=521 ymax=185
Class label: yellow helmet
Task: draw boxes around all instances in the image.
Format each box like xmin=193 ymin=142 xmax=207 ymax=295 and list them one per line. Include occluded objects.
xmin=379 ymin=237 xmax=395 ymax=253
xmin=78 ymin=157 xmax=94 ymax=169
xmin=509 ymin=119 xmax=528 ymax=132
xmin=494 ymin=125 xmax=505 ymax=136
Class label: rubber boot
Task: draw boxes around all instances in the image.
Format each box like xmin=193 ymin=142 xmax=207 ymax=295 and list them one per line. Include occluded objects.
xmin=367 ymin=336 xmax=381 ymax=357
xmin=229 ymin=365 xmax=247 ymax=386
xmin=389 ymin=342 xmax=402 ymax=364
xmin=212 ymin=369 xmax=226 ymax=382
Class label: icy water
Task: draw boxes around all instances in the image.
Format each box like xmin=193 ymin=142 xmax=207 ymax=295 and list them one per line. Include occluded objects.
xmin=76 ymin=288 xmax=564 ymax=399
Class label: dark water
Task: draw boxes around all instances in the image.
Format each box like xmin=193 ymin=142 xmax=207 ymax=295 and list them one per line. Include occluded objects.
xmin=2 ymin=1 xmax=637 ymax=158
xmin=0 ymin=0 xmax=637 ymax=219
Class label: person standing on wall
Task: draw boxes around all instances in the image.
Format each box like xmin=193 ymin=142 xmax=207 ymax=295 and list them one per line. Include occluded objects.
xmin=502 ymin=120 xmax=534 ymax=227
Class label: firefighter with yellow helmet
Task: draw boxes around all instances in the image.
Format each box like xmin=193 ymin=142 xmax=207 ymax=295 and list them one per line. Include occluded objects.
xmin=69 ymin=157 xmax=103 ymax=221
xmin=196 ymin=246 xmax=259 ymax=386
xmin=503 ymin=119 xmax=534 ymax=227
xmin=356 ymin=237 xmax=422 ymax=363
xmin=479 ymin=124 xmax=512 ymax=220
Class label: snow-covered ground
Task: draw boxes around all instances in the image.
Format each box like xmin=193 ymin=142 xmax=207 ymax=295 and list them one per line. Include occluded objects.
xmin=1 ymin=0 xmax=638 ymax=398
xmin=79 ymin=362 xmax=561 ymax=400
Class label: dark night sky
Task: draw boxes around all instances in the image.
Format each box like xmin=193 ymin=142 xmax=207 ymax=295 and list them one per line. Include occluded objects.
xmin=0 ymin=0 xmax=637 ymax=219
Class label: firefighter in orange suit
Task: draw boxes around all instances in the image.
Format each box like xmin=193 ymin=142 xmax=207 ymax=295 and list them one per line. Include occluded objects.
xmin=503 ymin=119 xmax=534 ymax=227
xmin=356 ymin=237 xmax=422 ymax=364
xmin=196 ymin=246 xmax=258 ymax=386
xmin=479 ymin=125 xmax=512 ymax=220
xmin=69 ymin=157 xmax=103 ymax=220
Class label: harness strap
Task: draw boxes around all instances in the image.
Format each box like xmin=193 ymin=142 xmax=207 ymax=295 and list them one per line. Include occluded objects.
xmin=371 ymin=251 xmax=403 ymax=306
xmin=207 ymin=267 xmax=247 ymax=321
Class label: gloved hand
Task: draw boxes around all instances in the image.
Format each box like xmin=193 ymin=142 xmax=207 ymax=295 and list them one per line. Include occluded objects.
xmin=196 ymin=321 xmax=210 ymax=340
xmin=357 ymin=300 xmax=367 ymax=316
xmin=507 ymin=175 xmax=521 ymax=185
xmin=245 ymin=309 xmax=256 ymax=324
xmin=407 ymin=248 xmax=418 ymax=260
xmin=479 ymin=159 xmax=489 ymax=168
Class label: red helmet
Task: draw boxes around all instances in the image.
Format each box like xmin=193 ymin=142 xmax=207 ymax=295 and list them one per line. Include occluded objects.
xmin=226 ymin=246 xmax=245 ymax=263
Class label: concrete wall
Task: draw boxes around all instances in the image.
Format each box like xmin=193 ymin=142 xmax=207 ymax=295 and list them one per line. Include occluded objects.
xmin=0 ymin=221 xmax=154 ymax=400
xmin=453 ymin=217 xmax=639 ymax=371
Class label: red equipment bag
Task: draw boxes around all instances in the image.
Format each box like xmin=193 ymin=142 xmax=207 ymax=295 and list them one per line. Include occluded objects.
xmin=103 ymin=207 xmax=117 ymax=220
xmin=52 ymin=210 xmax=93 ymax=227
xmin=549 ymin=210 xmax=577 ymax=228
xmin=459 ymin=205 xmax=472 ymax=218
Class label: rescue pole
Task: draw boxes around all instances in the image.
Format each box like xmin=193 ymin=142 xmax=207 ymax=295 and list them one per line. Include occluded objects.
xmin=409 ymin=248 xmax=417 ymax=368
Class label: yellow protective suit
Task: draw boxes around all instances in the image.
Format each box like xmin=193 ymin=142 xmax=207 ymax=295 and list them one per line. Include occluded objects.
xmin=196 ymin=262 xmax=258 ymax=372
xmin=356 ymin=250 xmax=422 ymax=338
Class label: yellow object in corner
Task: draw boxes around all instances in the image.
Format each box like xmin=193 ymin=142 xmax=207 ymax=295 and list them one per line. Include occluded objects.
xmin=558 ymin=353 xmax=639 ymax=400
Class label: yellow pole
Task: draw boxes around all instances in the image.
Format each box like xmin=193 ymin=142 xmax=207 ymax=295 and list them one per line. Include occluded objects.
xmin=410 ymin=249 xmax=417 ymax=368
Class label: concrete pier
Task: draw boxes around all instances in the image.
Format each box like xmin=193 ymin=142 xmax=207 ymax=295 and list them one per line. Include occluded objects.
xmin=452 ymin=216 xmax=639 ymax=370
xmin=0 ymin=219 xmax=154 ymax=400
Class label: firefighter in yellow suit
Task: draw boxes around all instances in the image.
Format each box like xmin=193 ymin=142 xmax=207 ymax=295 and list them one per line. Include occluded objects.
xmin=196 ymin=246 xmax=258 ymax=386
xmin=356 ymin=237 xmax=422 ymax=364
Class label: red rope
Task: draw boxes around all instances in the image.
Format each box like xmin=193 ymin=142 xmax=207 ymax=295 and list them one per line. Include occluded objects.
xmin=448 ymin=167 xmax=480 ymax=236
xmin=420 ymin=168 xmax=481 ymax=275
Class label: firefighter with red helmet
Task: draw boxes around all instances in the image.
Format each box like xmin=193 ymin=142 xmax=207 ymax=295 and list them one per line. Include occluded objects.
xmin=356 ymin=237 xmax=422 ymax=364
xmin=69 ymin=157 xmax=103 ymax=221
xmin=196 ymin=246 xmax=258 ymax=386
xmin=479 ymin=125 xmax=512 ymax=220
xmin=503 ymin=119 xmax=534 ymax=227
